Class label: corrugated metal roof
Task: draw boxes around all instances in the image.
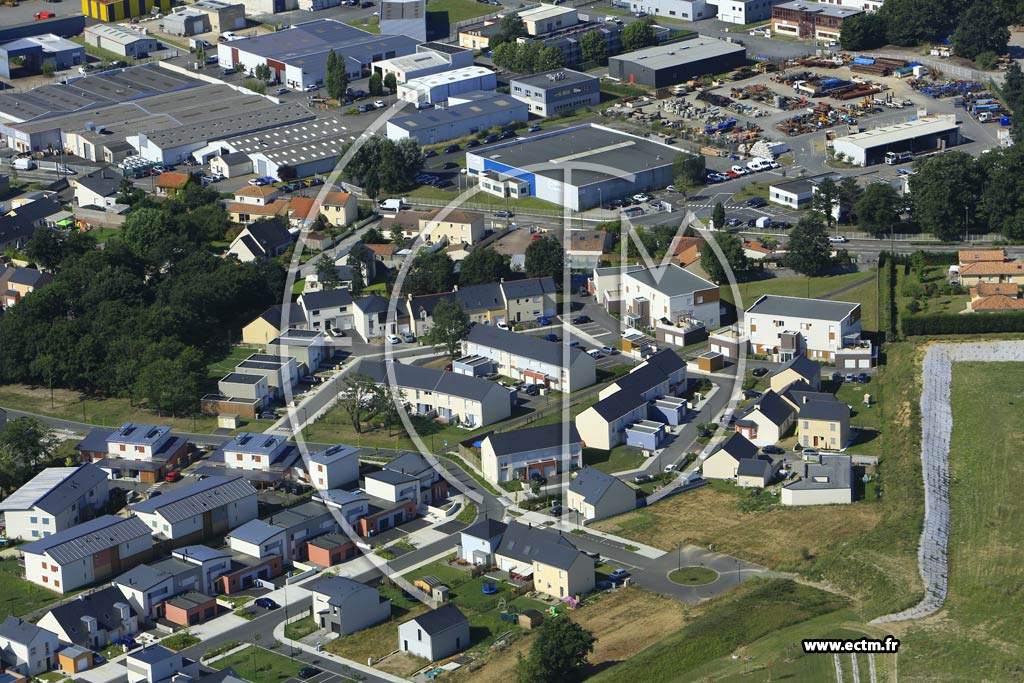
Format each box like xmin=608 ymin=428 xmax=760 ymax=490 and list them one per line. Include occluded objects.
xmin=0 ymin=464 xmax=105 ymax=514
xmin=130 ymin=476 xmax=256 ymax=523
xmin=20 ymin=515 xmax=151 ymax=565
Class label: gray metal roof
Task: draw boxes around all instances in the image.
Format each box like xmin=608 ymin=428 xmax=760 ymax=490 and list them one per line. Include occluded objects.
xmin=588 ymin=389 xmax=647 ymax=421
xmin=625 ymin=263 xmax=716 ymax=297
xmin=465 ymin=323 xmax=587 ymax=368
xmin=130 ymin=476 xmax=256 ymax=523
xmin=461 ymin=518 xmax=506 ymax=541
xmin=389 ymin=95 xmax=526 ymax=133
xmin=786 ymin=454 xmax=852 ymax=490
xmin=568 ymin=466 xmax=628 ymax=505
xmin=746 ymin=294 xmax=859 ymax=322
xmin=610 ymin=36 xmax=745 ymax=71
xmin=736 ymin=458 xmax=774 ymax=480
xmin=0 ymin=463 xmax=106 ymax=514
xmin=357 ymin=359 xmax=508 ymax=403
xmin=408 ymin=603 xmax=467 ymax=635
xmin=741 ymin=389 xmax=794 ymax=427
xmin=797 ymin=398 xmax=850 ymax=422
xmin=511 ymin=69 xmax=598 ymax=91
xmin=500 ymin=276 xmax=556 ymax=300
xmin=227 ymin=19 xmax=417 ymax=65
xmin=0 ymin=617 xmax=49 ymax=646
xmin=20 ymin=515 xmax=150 ymax=564
xmin=174 ymin=545 xmax=231 ymax=563
xmin=496 ymin=520 xmax=581 ymax=570
xmin=227 ymin=519 xmax=284 ymax=546
xmin=310 ymin=576 xmax=375 ymax=606
xmin=485 ymin=423 xmax=581 ymax=457
xmin=114 ymin=563 xmax=172 ymax=592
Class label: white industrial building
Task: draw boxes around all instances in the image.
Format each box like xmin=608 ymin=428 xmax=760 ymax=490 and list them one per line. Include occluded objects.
xmin=397 ymin=66 xmax=497 ymax=104
xmin=372 ymin=43 xmax=475 ymax=83
xmin=379 ymin=0 xmax=427 ymax=42
xmin=83 ymin=25 xmax=160 ymax=58
xmin=627 ymin=0 xmax=716 ymax=21
xmin=831 ymin=115 xmax=961 ymax=166
xmin=712 ymin=0 xmax=774 ymax=24
xmin=217 ymin=116 xmax=350 ymax=180
xmin=517 ymin=4 xmax=578 ymax=34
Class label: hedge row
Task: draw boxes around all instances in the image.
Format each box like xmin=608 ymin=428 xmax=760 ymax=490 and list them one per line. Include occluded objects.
xmin=903 ymin=311 xmax=1024 ymax=336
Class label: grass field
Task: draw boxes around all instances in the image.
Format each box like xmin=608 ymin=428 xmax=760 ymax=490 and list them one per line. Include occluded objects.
xmin=344 ymin=16 xmax=380 ymax=32
xmin=723 ymin=270 xmax=877 ymax=325
xmin=583 ymin=445 xmax=647 ymax=474
xmin=0 ymin=559 xmax=63 ymax=620
xmin=668 ymin=567 xmax=718 ymax=585
xmin=213 ymin=646 xmax=303 ymax=683
xmin=426 ymin=0 xmax=494 ymax=23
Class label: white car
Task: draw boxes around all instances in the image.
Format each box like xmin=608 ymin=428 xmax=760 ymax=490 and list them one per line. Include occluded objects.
xmin=497 ymin=322 xmax=510 ymax=330
xmin=767 ymin=160 xmax=781 ymax=169
xmin=828 ymin=236 xmax=848 ymax=243
xmin=632 ymin=193 xmax=651 ymax=202
xmin=587 ymin=349 xmax=602 ymax=358
xmin=387 ymin=334 xmax=402 ymax=344
xmin=373 ymin=100 xmax=385 ymax=109
xmin=731 ymin=165 xmax=749 ymax=175
xmin=665 ymin=184 xmax=677 ymax=192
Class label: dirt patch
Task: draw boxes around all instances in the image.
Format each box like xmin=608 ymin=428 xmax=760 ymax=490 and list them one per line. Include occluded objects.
xmin=594 ymin=486 xmax=883 ymax=571
xmin=375 ymin=651 xmax=429 ymax=677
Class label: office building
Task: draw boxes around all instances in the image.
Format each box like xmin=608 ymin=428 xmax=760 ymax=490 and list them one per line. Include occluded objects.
xmin=509 ymin=69 xmax=599 ymax=117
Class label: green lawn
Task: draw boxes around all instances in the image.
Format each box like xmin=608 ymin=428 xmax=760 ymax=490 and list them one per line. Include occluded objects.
xmin=344 ymin=16 xmax=381 ymax=32
xmin=729 ymin=181 xmax=774 ymax=202
xmin=0 ymin=559 xmax=69 ymax=620
xmin=583 ymin=445 xmax=647 ymax=474
xmin=161 ymin=632 xmax=200 ymax=650
xmin=723 ymin=271 xmax=874 ymax=308
xmin=426 ymin=0 xmax=494 ymax=24
xmin=668 ymin=566 xmax=718 ymax=585
xmin=205 ymin=345 xmax=260 ymax=386
xmin=402 ymin=185 xmax=564 ymax=214
xmin=284 ymin=615 xmax=319 ymax=640
xmin=213 ymin=647 xmax=303 ymax=683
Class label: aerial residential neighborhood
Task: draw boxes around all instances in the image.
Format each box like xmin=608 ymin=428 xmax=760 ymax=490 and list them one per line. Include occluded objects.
xmin=0 ymin=0 xmax=1020 ymax=678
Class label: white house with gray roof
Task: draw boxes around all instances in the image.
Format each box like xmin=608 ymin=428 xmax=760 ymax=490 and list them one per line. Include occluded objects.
xmin=130 ymin=476 xmax=257 ymax=544
xmin=357 ymin=359 xmax=512 ymax=428
xmin=0 ymin=617 xmax=58 ymax=675
xmin=398 ymin=604 xmax=469 ymax=661
xmin=781 ymin=453 xmax=852 ymax=505
xmin=124 ymin=644 xmax=198 ymax=683
xmin=306 ymin=444 xmax=359 ymax=491
xmin=462 ymin=324 xmax=596 ymax=392
xmin=310 ymin=576 xmax=391 ymax=636
xmin=566 ymin=466 xmax=636 ymax=521
xmin=0 ymin=464 xmax=108 ymax=541
xmin=19 ymin=515 xmax=153 ymax=592
xmin=745 ymin=294 xmax=870 ymax=364
xmin=113 ymin=557 xmax=202 ymax=622
xmin=37 ymin=586 xmax=138 ymax=650
xmin=620 ymin=263 xmax=720 ymax=330
xmin=480 ymin=423 xmax=582 ymax=485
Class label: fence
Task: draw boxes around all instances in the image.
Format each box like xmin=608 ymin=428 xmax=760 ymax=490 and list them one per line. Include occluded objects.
xmin=854 ymin=51 xmax=1005 ymax=85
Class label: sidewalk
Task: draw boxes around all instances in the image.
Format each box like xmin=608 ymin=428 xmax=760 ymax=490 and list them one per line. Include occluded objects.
xmin=272 ymin=616 xmax=408 ymax=683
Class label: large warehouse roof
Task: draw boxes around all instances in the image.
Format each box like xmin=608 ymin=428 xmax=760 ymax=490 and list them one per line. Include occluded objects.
xmin=389 ymin=94 xmax=523 ymax=132
xmin=836 ymin=115 xmax=959 ymax=149
xmin=226 ymin=19 xmax=417 ymax=65
xmin=469 ymin=123 xmax=680 ymax=187
xmin=611 ymin=37 xmax=745 ymax=70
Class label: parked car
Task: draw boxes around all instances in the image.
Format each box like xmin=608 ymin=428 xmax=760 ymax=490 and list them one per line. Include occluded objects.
xmin=565 ymin=340 xmax=580 ymax=347
xmin=443 ymin=144 xmax=461 ymax=153
xmin=543 ymin=333 xmax=559 ymax=342
xmin=388 ymin=335 xmax=402 ymax=344
xmin=298 ymin=668 xmax=320 ymax=679
xmin=746 ymin=197 xmax=767 ymax=208
xmin=536 ymin=316 xmax=550 ymax=326
xmin=466 ymin=139 xmax=480 ymax=148
xmin=254 ymin=598 xmax=280 ymax=610
xmin=499 ymin=130 xmax=517 ymax=139
xmin=761 ymin=445 xmax=785 ymax=455
xmin=633 ymin=474 xmax=654 ymax=484
xmin=572 ymin=315 xmax=591 ymax=324
xmin=524 ymin=384 xmax=540 ymax=396
xmin=587 ymin=349 xmax=602 ymax=358
xmin=845 ymin=373 xmax=855 ymax=383
xmin=725 ymin=217 xmax=743 ymax=227
xmin=528 ymin=125 xmax=542 ymax=132
xmin=858 ymin=372 xmax=870 ymax=383
xmin=259 ymin=411 xmax=278 ymax=420
xmin=742 ymin=389 xmax=761 ymax=399
xmin=164 ymin=471 xmax=182 ymax=483
xmin=248 ymin=177 xmax=268 ymax=186
xmin=601 ymin=345 xmax=618 ymax=354
xmin=401 ymin=332 xmax=416 ymax=343
xmin=632 ymin=192 xmax=651 ymax=203
xmin=494 ymin=210 xmax=513 ymax=218
xmin=752 ymin=367 xmax=769 ymax=377
xmin=828 ymin=235 xmax=848 ymax=243
xmin=440 ymin=161 xmax=458 ymax=170
xmin=609 ymin=568 xmax=629 ymax=582
xmin=483 ymin=134 xmax=499 ymax=143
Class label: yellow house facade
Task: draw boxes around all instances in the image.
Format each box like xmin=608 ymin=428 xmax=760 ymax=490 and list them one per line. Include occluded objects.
xmin=82 ymin=0 xmax=170 ymax=21
xmin=530 ymin=554 xmax=595 ymax=600
xmin=418 ymin=210 xmax=485 ymax=246
xmin=797 ymin=401 xmax=850 ymax=451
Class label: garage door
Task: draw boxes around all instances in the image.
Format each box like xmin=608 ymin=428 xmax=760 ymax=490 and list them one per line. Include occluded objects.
xmin=859 ymin=359 xmax=871 ymax=368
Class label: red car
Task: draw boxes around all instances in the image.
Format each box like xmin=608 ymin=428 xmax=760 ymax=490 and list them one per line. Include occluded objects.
xmin=724 ymin=169 xmax=741 ymax=179
xmin=165 ymin=471 xmax=182 ymax=483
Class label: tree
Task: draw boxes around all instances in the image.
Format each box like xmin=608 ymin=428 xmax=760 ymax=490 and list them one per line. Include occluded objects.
xmin=839 ymin=12 xmax=887 ymax=51
xmin=407 ymin=251 xmax=457 ymax=295
xmin=347 ymin=243 xmax=372 ymax=295
xmin=673 ymin=153 xmax=706 ymax=188
xmin=621 ymin=18 xmax=657 ymax=52
xmin=254 ymin=63 xmax=272 ymax=82
xmin=782 ymin=216 xmax=833 ymax=276
xmin=369 ymin=72 xmax=383 ymax=96
xmin=362 ymin=227 xmax=388 ymax=244
xmin=325 ymin=50 xmax=348 ymax=102
xmin=390 ymin=226 xmax=404 ymax=246
xmin=195 ymin=44 xmax=206 ymax=65
xmin=878 ymin=0 xmax=955 ymax=46
xmin=514 ymin=617 xmax=596 ymax=683
xmin=1003 ymin=61 xmax=1024 ymax=114
xmin=953 ymin=3 xmax=1009 ymax=61
xmin=374 ymin=383 xmax=401 ymax=436
xmin=491 ymin=13 xmax=527 ymax=46
xmin=977 ymin=144 xmax=1024 ymax=240
xmin=699 ymin=232 xmax=750 ymax=284
xmin=537 ymin=46 xmax=564 ymax=72
xmin=837 ymin=176 xmax=863 ymax=224
xmin=810 ymin=176 xmax=840 ymax=228
xmin=383 ymin=72 xmax=397 ymax=93
xmin=460 ymin=247 xmax=512 ymax=286
xmin=711 ymin=202 xmax=726 ymax=231
xmin=855 ymin=183 xmax=902 ymax=238
xmin=41 ymin=62 xmax=55 ymax=78
xmin=524 ymin=237 xmax=564 ymax=280
xmin=492 ymin=42 xmax=519 ymax=71
xmin=134 ymin=352 xmax=203 ymax=416
xmin=315 ymin=254 xmax=342 ymax=290
xmin=241 ymin=80 xmax=266 ymax=95
xmin=25 ymin=227 xmax=65 ymax=271
xmin=337 ymin=372 xmax=379 ymax=434
xmin=580 ymin=30 xmax=608 ymax=66
xmin=909 ymin=152 xmax=983 ymax=240
xmin=423 ymin=298 xmax=470 ymax=358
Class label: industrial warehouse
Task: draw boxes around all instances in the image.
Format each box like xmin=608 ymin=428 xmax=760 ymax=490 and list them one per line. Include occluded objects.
xmin=831 ymin=115 xmax=962 ymax=166
xmin=608 ymin=36 xmax=747 ymax=88
xmin=465 ymin=124 xmax=685 ymax=210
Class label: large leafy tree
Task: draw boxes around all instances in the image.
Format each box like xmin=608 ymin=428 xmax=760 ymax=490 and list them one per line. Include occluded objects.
xmin=810 ymin=176 xmax=840 ymax=228
xmin=369 ymin=72 xmax=383 ymax=95
xmin=325 ymin=49 xmax=348 ymax=102
xmin=673 ymin=153 xmax=706 ymax=188
xmin=459 ymin=248 xmax=512 ymax=286
xmin=782 ymin=216 xmax=833 ymax=276
xmin=491 ymin=14 xmax=527 ymax=46
xmin=524 ymin=237 xmax=564 ymax=280
xmin=700 ymin=231 xmax=751 ymax=284
xmin=580 ymin=30 xmax=607 ymax=66
xmin=855 ymin=183 xmax=902 ymax=238
xmin=952 ymin=3 xmax=1009 ymax=61
xmin=908 ymin=152 xmax=983 ymax=241
xmin=839 ymin=12 xmax=887 ymax=51
xmin=622 ymin=18 xmax=657 ymax=52
xmin=977 ymin=144 xmax=1024 ymax=240
xmin=337 ymin=372 xmax=380 ymax=434
xmin=134 ymin=346 xmax=204 ymax=416
xmin=0 ymin=417 xmax=56 ymax=494
xmin=346 ymin=137 xmax=423 ymax=194
xmin=383 ymin=72 xmax=397 ymax=93
xmin=878 ymin=0 xmax=955 ymax=46
xmin=423 ymin=298 xmax=470 ymax=358
xmin=315 ymin=254 xmax=342 ymax=290
xmin=407 ymin=251 xmax=457 ymax=295
xmin=514 ymin=618 xmax=596 ymax=683
xmin=837 ymin=176 xmax=863 ymax=224
xmin=712 ymin=202 xmax=726 ymax=231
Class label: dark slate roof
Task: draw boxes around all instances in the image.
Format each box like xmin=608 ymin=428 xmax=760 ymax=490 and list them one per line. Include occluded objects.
xmin=366 ymin=469 xmax=418 ymax=486
xmin=640 ymin=348 xmax=686 ymax=376
xmin=742 ymin=390 xmax=793 ymax=427
xmin=257 ymin=303 xmax=305 ymax=329
xmin=495 ymin=520 xmax=580 ymax=570
xmin=220 ymin=152 xmax=251 ymax=165
xmin=773 ymin=356 xmax=820 ymax=382
xmin=784 ymin=385 xmax=838 ymax=408
xmin=714 ymin=433 xmax=759 ymax=461
xmin=386 ymin=452 xmax=432 ymax=478
xmin=355 ymin=294 xmax=390 ymax=314
xmin=588 ymin=390 xmax=647 ymax=421
xmin=0 ymin=617 xmax=49 ymax=645
xmin=310 ymin=576 xmax=374 ymax=606
xmin=500 ymin=276 xmax=556 ymax=299
xmin=798 ymin=398 xmax=850 ymax=422
xmin=242 ymin=219 xmax=292 ymax=256
xmin=6 ymin=268 xmax=52 ymax=288
xmin=407 ymin=283 xmax=503 ymax=318
xmin=301 ymin=288 xmax=353 ymax=310
xmin=357 ymin=359 xmax=507 ymax=403
xmin=44 ymin=586 xmax=137 ymax=647
xmin=0 ymin=198 xmax=61 ymax=248
xmin=114 ymin=563 xmax=172 ymax=591
xmin=75 ymin=167 xmax=122 ymax=197
xmin=568 ymin=466 xmax=627 ymax=504
xmin=130 ymin=476 xmax=256 ymax=522
xmin=484 ymin=423 xmax=581 ymax=457
xmin=20 ymin=515 xmax=150 ymax=563
xmin=462 ymin=518 xmax=507 ymax=541
xmin=409 ymin=603 xmax=467 ymax=636
xmin=736 ymin=457 xmax=774 ymax=480
xmin=0 ymin=463 xmax=106 ymax=514
xmin=612 ymin=362 xmax=668 ymax=396
xmin=465 ymin=323 xmax=587 ymax=367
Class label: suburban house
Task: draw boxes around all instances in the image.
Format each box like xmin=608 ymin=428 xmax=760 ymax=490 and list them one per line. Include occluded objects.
xmin=299 ymin=288 xmax=354 ymax=332
xmin=124 ymin=644 xmax=198 ymax=683
xmin=418 ymin=209 xmax=485 ymax=245
xmin=781 ymin=453 xmax=853 ymax=505
xmin=398 ymin=604 xmax=470 ymax=662
xmin=0 ymin=198 xmax=62 ymax=252
xmin=75 ymin=423 xmax=192 ymax=484
xmin=0 ymin=464 xmax=109 ymax=541
xmin=599 ymin=263 xmax=720 ymax=331
xmin=306 ymin=444 xmax=360 ymax=491
xmin=209 ymin=152 xmax=253 ymax=178
xmin=2 ymin=267 xmax=52 ymax=309
xmin=955 ymin=260 xmax=1024 ymax=287
xmin=456 ymin=518 xmax=508 ymax=566
xmin=479 ymin=423 xmax=582 ymax=485
xmin=353 ymin=294 xmax=399 ymax=340
xmin=197 ymin=431 xmax=301 ymax=485
xmin=172 ymin=545 xmax=234 ymax=595
xmin=566 ymin=466 xmax=636 ymax=521
xmin=233 ymin=353 xmax=299 ymax=399
xmin=241 ymin=304 xmax=306 ymax=345
xmin=381 ymin=452 xmax=449 ymax=509
xmin=19 ymin=515 xmax=153 ymax=592
xmin=0 ymin=617 xmax=59 ymax=676
xmin=225 ymin=197 xmax=290 ymax=225
xmin=701 ymin=433 xmax=762 ymax=480
xmin=357 ymin=359 xmax=512 ymax=428
xmin=71 ymin=167 xmax=122 ymax=208
xmin=734 ymin=390 xmax=795 ymax=447
xmin=796 ymin=398 xmax=851 ymax=451
xmin=309 ymin=576 xmax=391 ymax=636
xmin=968 ymin=282 xmax=1024 ymax=312
xmin=154 ymin=172 xmax=191 ymax=198
xmin=129 ymin=476 xmax=258 ymax=545
xmin=574 ymin=391 xmax=648 ymax=451
xmin=736 ymin=457 xmax=776 ymax=488
xmin=303 ymin=263 xmax=354 ymax=292
xmin=461 ymin=323 xmax=596 ymax=392
xmin=266 ymin=329 xmax=327 ymax=374
xmin=565 ymin=229 xmax=611 ymax=270
xmin=500 ymin=276 xmax=558 ymax=323
xmin=201 ymin=372 xmax=270 ymax=419
xmin=226 ymin=218 xmax=294 ymax=262
xmin=228 ymin=501 xmax=338 ymax=564
xmin=745 ymin=295 xmax=875 ymax=367
xmin=493 ymin=521 xmax=595 ymax=599
xmin=405 ymin=283 xmax=505 ymax=335
xmin=769 ymin=356 xmax=822 ymax=393
xmin=113 ymin=558 xmax=203 ymax=622
xmin=296 ymin=191 xmax=357 ymax=227
xmin=316 ymin=488 xmax=414 ymax=538
xmin=36 ymin=586 xmax=139 ymax=650
xmin=670 ymin=235 xmax=705 ymax=268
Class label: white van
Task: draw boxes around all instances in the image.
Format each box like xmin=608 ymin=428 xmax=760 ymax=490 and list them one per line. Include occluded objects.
xmin=755 ymin=216 xmax=771 ymax=229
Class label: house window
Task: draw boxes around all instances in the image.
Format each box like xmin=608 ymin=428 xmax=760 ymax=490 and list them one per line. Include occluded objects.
xmin=30 ymin=516 xmax=37 ymax=524
xmin=802 ymin=421 xmax=809 ymax=429
xmin=830 ymin=423 xmax=836 ymax=432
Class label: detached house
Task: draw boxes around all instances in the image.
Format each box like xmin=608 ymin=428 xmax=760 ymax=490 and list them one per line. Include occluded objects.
xmin=113 ymin=557 xmax=202 ymax=622
xmin=2 ymin=268 xmax=52 ymax=309
xmin=241 ymin=303 xmax=306 ymax=345
xmin=306 ymin=444 xmax=360 ymax=491
xmin=493 ymin=521 xmax=595 ymax=599
xmin=600 ymin=263 xmax=720 ymax=330
xmin=37 ymin=586 xmax=138 ymax=650
xmin=75 ymin=423 xmax=191 ymax=484
xmin=480 ymin=423 xmax=582 ymax=485
xmin=0 ymin=617 xmax=58 ymax=676
xmin=129 ymin=476 xmax=258 ymax=545
xmin=309 ymin=576 xmax=391 ymax=636
xmin=796 ymin=398 xmax=850 ymax=451
xmin=418 ymin=209 xmax=484 ymax=245
xmin=20 ymin=515 xmax=153 ymax=592
xmin=0 ymin=464 xmax=108 ymax=541
xmin=734 ymin=389 xmax=795 ymax=447
xmin=154 ymin=172 xmax=191 ymax=198
xmin=124 ymin=644 xmax=199 ymax=683
xmin=769 ymin=356 xmax=822 ymax=393
xmin=353 ymin=294 xmax=400 ymax=340
xmin=299 ymin=288 xmax=354 ymax=332
xmin=701 ymin=433 xmax=762 ymax=481
xmin=398 ymin=604 xmax=469 ymax=662
xmin=782 ymin=453 xmax=852 ymax=506
xmin=566 ymin=466 xmax=636 ymax=521
xmin=72 ymin=167 xmax=122 ymax=208
xmin=226 ymin=218 xmax=294 ymax=262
